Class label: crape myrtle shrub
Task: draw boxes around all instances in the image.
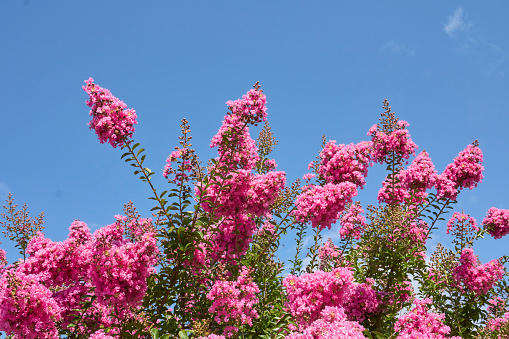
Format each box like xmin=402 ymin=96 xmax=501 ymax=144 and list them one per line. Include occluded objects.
xmin=0 ymin=79 xmax=508 ymax=339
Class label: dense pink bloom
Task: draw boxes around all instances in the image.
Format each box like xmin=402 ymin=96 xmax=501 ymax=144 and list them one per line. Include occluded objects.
xmin=20 ymin=221 xmax=92 ymax=287
xmin=210 ymin=114 xmax=259 ymax=170
xmin=286 ymin=319 xmax=366 ymax=339
xmin=89 ymin=221 xmax=159 ymax=307
xmin=283 ymin=268 xmax=355 ymax=326
xmin=226 ymin=88 xmax=267 ymax=125
xmin=285 ymin=306 xmax=366 ymax=339
xmin=208 ymin=213 xmax=257 ymax=262
xmin=452 ymin=248 xmax=504 ymax=295
xmin=197 ymin=169 xmax=285 ymax=218
xmin=0 ymin=270 xmax=61 ymax=339
xmin=207 ymin=267 xmax=260 ymax=337
xmin=394 ymin=298 xmax=461 ymax=339
xmin=377 ymin=173 xmax=409 ymax=204
xmin=83 ymin=78 xmax=137 ymax=148
xmin=339 ymin=203 xmax=366 ymax=240
xmin=318 ymin=140 xmax=372 ymax=189
xmin=90 ymin=330 xmax=116 ymax=339
xmin=434 ymin=175 xmax=457 ymax=201
xmin=196 ymin=335 xmax=226 ymax=339
xmin=482 ymin=207 xmax=509 ymax=239
xmin=436 ymin=143 xmax=484 ymax=200
xmin=343 ymin=279 xmax=379 ymax=322
xmin=378 ymin=151 xmax=437 ymax=204
xmin=245 ymin=171 xmax=287 ymax=216
xmin=446 ymin=212 xmax=478 ymax=235
xmin=400 ymin=150 xmax=438 ymax=202
xmin=293 ymin=182 xmax=358 ymax=230
xmin=368 ymin=122 xmax=417 ymax=164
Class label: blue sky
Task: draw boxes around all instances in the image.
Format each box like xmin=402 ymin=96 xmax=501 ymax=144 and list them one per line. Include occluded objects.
xmin=1 ymin=1 xmax=508 ymax=268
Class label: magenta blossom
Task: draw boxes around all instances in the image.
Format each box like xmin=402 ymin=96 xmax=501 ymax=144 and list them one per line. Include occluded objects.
xmin=83 ymin=78 xmax=138 ymax=148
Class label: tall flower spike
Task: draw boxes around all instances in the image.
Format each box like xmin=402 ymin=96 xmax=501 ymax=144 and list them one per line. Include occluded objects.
xmin=83 ymin=78 xmax=138 ymax=148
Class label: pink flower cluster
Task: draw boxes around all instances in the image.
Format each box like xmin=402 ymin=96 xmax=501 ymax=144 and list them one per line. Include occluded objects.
xmin=436 ymin=143 xmax=484 ymax=200
xmin=207 ymin=267 xmax=260 ymax=337
xmin=482 ymin=207 xmax=509 ymax=239
xmin=226 ymin=88 xmax=267 ymax=125
xmin=484 ymin=299 xmax=509 ymax=336
xmin=0 ymin=218 xmax=159 ymax=338
xmin=193 ymin=87 xmax=285 ymax=266
xmin=452 ymin=248 xmax=504 ymax=296
xmin=318 ymin=241 xmax=341 ymax=260
xmin=394 ymin=298 xmax=461 ymax=339
xmin=0 ymin=270 xmax=61 ymax=338
xmin=88 ymin=220 xmax=159 ymax=307
xmin=283 ymin=267 xmax=378 ymax=327
xmin=293 ymin=182 xmax=358 ymax=230
xmin=285 ymin=306 xmax=367 ymax=339
xmin=378 ymin=151 xmax=437 ymax=205
xmin=196 ymin=335 xmax=226 ymax=339
xmin=446 ymin=212 xmax=479 ymax=235
xmin=209 ymin=114 xmax=260 ymax=170
xmin=83 ymin=78 xmax=137 ymax=148
xmin=340 ymin=203 xmax=367 ymax=240
xmin=367 ymin=120 xmax=417 ymax=164
xmin=318 ymin=140 xmax=373 ymax=189
xmin=208 ymin=214 xmax=256 ymax=262
xmin=198 ymin=169 xmax=286 ymax=218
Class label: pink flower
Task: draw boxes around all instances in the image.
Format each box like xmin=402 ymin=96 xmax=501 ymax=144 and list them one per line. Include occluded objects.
xmin=293 ymin=182 xmax=358 ymax=230
xmin=0 ymin=270 xmax=61 ymax=339
xmin=368 ymin=123 xmax=417 ymax=164
xmin=318 ymin=140 xmax=373 ymax=189
xmin=340 ymin=203 xmax=366 ymax=240
xmin=436 ymin=143 xmax=484 ymax=200
xmin=446 ymin=212 xmax=479 ymax=235
xmin=452 ymin=248 xmax=504 ymax=296
xmin=482 ymin=207 xmax=509 ymax=239
xmin=283 ymin=268 xmax=354 ymax=326
xmin=210 ymin=114 xmax=259 ymax=171
xmin=394 ymin=298 xmax=460 ymax=339
xmin=207 ymin=267 xmax=260 ymax=337
xmin=226 ymin=88 xmax=267 ymax=125
xmin=83 ymin=78 xmax=137 ymax=148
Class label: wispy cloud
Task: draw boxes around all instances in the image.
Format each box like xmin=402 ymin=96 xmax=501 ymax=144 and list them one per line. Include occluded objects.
xmin=382 ymin=41 xmax=415 ymax=56
xmin=444 ymin=7 xmax=473 ymax=37
xmin=0 ymin=182 xmax=10 ymax=199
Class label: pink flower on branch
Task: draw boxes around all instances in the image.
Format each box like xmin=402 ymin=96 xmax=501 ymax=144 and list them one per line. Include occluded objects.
xmin=368 ymin=122 xmax=417 ymax=164
xmin=0 ymin=270 xmax=61 ymax=339
xmin=207 ymin=266 xmax=260 ymax=337
xmin=482 ymin=207 xmax=509 ymax=239
xmin=226 ymin=87 xmax=267 ymax=125
xmin=339 ymin=202 xmax=366 ymax=240
xmin=436 ymin=142 xmax=484 ymax=200
xmin=293 ymin=182 xmax=358 ymax=230
xmin=83 ymin=77 xmax=138 ymax=148
xmin=394 ymin=298 xmax=461 ymax=339
xmin=318 ymin=140 xmax=373 ymax=189
xmin=452 ymin=248 xmax=504 ymax=296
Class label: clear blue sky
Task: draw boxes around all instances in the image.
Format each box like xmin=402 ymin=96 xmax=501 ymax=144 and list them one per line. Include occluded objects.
xmin=1 ymin=1 xmax=508 ymax=267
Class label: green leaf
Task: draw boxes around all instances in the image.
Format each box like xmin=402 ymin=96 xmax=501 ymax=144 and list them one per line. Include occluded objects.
xmin=178 ymin=330 xmax=189 ymax=339
xmin=150 ymin=328 xmax=159 ymax=339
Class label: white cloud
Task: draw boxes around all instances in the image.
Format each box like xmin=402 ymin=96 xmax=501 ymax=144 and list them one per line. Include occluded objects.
xmin=444 ymin=8 xmax=473 ymax=37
